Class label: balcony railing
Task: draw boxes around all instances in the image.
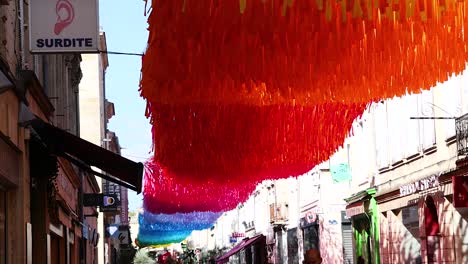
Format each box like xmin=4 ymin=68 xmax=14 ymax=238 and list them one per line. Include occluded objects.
xmin=456 ymin=113 xmax=468 ymax=156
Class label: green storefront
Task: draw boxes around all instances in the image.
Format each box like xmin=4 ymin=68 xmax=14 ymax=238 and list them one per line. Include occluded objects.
xmin=344 ymin=188 xmax=380 ymax=264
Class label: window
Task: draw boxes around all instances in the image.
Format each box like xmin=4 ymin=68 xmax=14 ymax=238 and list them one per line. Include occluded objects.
xmin=405 ymin=95 xmax=420 ymax=156
xmin=440 ymin=74 xmax=463 ymax=138
xmin=374 ymin=102 xmax=389 ymax=168
xmin=402 ymin=205 xmax=421 ymax=241
xmin=388 ymin=96 xmax=405 ymax=163
xmin=401 ymin=205 xmax=422 ymax=264
xmin=375 ymin=90 xmax=436 ymax=169
xmin=418 ymin=90 xmax=436 ymax=149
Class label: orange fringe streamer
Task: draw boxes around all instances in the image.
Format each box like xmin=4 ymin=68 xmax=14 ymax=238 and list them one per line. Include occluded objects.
xmin=140 ymin=0 xmax=468 ymax=106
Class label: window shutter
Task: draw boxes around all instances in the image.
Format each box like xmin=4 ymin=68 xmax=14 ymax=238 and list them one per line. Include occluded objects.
xmin=374 ymin=102 xmax=389 ymax=168
xmin=418 ymin=90 xmax=436 ymax=149
xmin=405 ymin=94 xmax=420 ymax=156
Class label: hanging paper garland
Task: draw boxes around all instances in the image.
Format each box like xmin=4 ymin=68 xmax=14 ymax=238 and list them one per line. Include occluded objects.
xmin=139 ymin=1 xmax=468 ymax=239
xmin=141 ymin=0 xmax=468 ymax=106
xmin=143 ymin=158 xmax=258 ymax=214
xmin=147 ymin=103 xmax=366 ymax=184
xmin=137 ymin=229 xmax=192 ymax=247
xmin=137 ymin=210 xmax=220 ymax=246
xmin=139 ymin=211 xmax=221 ymax=231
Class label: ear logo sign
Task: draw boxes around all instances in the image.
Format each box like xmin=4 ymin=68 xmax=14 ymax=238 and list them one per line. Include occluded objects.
xmin=103 ymin=196 xmax=115 ymax=207
xmin=54 ymin=0 xmax=75 ymax=35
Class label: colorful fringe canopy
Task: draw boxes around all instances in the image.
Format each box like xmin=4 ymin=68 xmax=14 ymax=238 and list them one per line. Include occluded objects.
xmin=147 ymin=103 xmax=366 ymax=184
xmin=138 ymin=0 xmax=468 ymax=247
xmin=137 ymin=230 xmax=192 ymax=247
xmin=137 ymin=211 xmax=220 ymax=246
xmin=139 ymin=211 xmax=221 ymax=231
xmin=140 ymin=0 xmax=468 ymax=106
xmin=143 ymin=159 xmax=258 ymax=214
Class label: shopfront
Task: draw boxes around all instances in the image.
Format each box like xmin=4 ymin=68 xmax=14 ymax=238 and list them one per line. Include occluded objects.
xmin=376 ymin=173 xmax=446 ymax=264
xmin=0 ymin=67 xmax=22 ymax=264
xmin=345 ymin=188 xmax=380 ymax=264
xmin=0 ymin=138 xmax=19 ymax=264
xmin=300 ymin=216 xmax=320 ymax=254
xmin=26 ymin=112 xmax=143 ymax=264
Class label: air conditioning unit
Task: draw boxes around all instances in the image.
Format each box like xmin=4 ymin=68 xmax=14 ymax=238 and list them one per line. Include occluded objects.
xmin=269 ymin=203 xmax=288 ymax=224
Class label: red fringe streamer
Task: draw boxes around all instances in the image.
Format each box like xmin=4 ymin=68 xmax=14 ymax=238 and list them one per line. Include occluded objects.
xmin=147 ymin=103 xmax=366 ymax=184
xmin=143 ymin=159 xmax=257 ymax=214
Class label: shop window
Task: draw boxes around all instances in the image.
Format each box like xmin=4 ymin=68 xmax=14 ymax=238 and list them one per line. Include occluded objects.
xmin=0 ymin=189 xmax=5 ymax=264
xmin=402 ymin=205 xmax=422 ymax=263
xmin=402 ymin=205 xmax=420 ymax=241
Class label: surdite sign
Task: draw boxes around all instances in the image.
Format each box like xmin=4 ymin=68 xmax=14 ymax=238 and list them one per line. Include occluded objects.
xmin=29 ymin=0 xmax=99 ymax=53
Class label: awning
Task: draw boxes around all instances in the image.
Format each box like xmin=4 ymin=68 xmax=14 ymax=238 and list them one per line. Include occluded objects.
xmin=29 ymin=118 xmax=143 ymax=193
xmin=345 ymin=201 xmax=365 ymax=218
xmin=216 ymin=235 xmax=265 ymax=264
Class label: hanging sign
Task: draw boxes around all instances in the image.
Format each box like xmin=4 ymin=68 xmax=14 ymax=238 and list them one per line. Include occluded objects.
xmin=305 ymin=211 xmax=317 ymax=223
xmin=400 ymin=175 xmax=439 ymax=197
xmin=330 ymin=163 xmax=352 ymax=183
xmin=118 ymin=229 xmax=130 ymax=245
xmin=83 ymin=193 xmax=120 ymax=209
xmin=453 ymin=176 xmax=468 ymax=208
xmin=231 ymin=232 xmax=245 ymax=238
xmin=29 ymin=0 xmax=99 ymax=53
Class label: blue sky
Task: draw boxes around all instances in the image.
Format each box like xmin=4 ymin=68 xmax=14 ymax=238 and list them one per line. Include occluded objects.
xmin=99 ymin=1 xmax=151 ymax=211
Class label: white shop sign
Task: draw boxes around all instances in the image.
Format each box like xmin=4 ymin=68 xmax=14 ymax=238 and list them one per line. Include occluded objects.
xmin=29 ymin=0 xmax=99 ymax=53
xmin=400 ymin=175 xmax=439 ymax=197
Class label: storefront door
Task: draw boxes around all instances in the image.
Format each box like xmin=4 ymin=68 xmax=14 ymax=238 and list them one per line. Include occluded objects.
xmin=424 ymin=196 xmax=440 ymax=264
xmin=303 ymin=224 xmax=319 ymax=252
xmin=341 ymin=211 xmax=354 ymax=264
xmin=353 ymin=215 xmax=371 ymax=264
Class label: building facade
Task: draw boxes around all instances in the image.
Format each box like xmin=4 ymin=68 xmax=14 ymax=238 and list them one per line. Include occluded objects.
xmin=0 ymin=2 xmax=142 ymax=264
xmin=340 ymin=70 xmax=468 ymax=264
xmin=200 ymin=70 xmax=468 ymax=264
xmin=79 ymin=32 xmax=134 ymax=264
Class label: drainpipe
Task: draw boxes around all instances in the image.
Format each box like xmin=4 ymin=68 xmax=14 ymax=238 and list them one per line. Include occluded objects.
xmin=18 ymin=0 xmax=26 ymax=69
xmin=78 ymin=170 xmax=85 ymax=264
